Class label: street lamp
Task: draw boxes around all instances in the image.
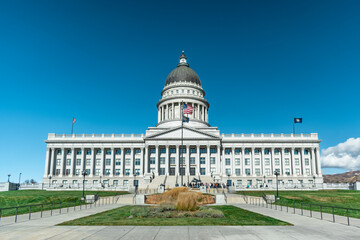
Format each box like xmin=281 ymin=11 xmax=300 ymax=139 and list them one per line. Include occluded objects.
xmin=313 ymin=175 xmax=316 ymax=188
xmin=263 ymin=175 xmax=266 ymax=187
xmin=48 ymin=175 xmax=52 ymax=187
xmin=274 ymin=170 xmax=280 ymax=200
xmin=7 ymin=174 xmax=11 ymax=182
xmin=81 ymin=170 xmax=88 ymax=200
xmin=134 ymin=172 xmax=139 ymax=193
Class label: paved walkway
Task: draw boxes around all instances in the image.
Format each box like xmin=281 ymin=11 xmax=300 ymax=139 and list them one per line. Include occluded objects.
xmin=1 ymin=203 xmax=360 ymax=239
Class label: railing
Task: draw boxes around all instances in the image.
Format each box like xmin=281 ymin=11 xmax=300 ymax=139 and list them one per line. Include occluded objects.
xmin=0 ymin=195 xmax=117 ymax=224
xmin=221 ymin=133 xmax=317 ymax=138
xmin=50 ymin=133 xmax=145 ymax=139
xmin=247 ymin=197 xmax=360 ymax=227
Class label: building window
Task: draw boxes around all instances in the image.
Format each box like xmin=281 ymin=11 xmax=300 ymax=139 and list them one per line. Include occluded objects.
xmin=245 ymin=169 xmax=251 ymax=175
xmin=136 ymin=149 xmax=141 ymax=154
xmin=254 ymin=158 xmax=260 ymax=166
xmin=77 ymin=150 xmax=82 ymax=155
xmin=225 ymin=168 xmax=231 ymax=175
xmin=56 ymin=159 xmax=61 ymax=166
xmin=180 ymin=148 xmax=186 ymax=153
xmin=264 ymin=149 xmax=270 ymax=155
xmin=66 ymin=159 xmax=71 ymax=166
xmin=225 ymin=158 xmax=230 ymax=165
xmin=159 ymin=168 xmax=165 ymax=175
xmin=67 ymin=149 xmax=72 ymax=155
xmin=190 ymin=157 xmax=195 ymax=164
xmin=135 ymin=158 xmax=140 ymax=165
xmin=294 ymin=149 xmax=299 ymax=155
xmin=235 ymin=158 xmax=240 ymax=165
xmin=86 ymin=149 xmax=91 ymax=155
xmin=160 ymin=157 xmax=165 ymax=164
xmin=255 ymin=169 xmax=260 ymax=176
xmin=235 ymin=169 xmax=241 ymax=176
xmin=170 ymin=157 xmax=175 ymax=164
xmin=305 ymin=158 xmax=309 ymax=165
xmin=284 ymin=149 xmax=289 ymax=154
xmin=123 ymin=180 xmax=129 ymax=186
xmin=170 ymin=148 xmax=176 ymax=153
xmin=295 ymin=158 xmax=300 ymax=166
xmin=75 ymin=169 xmax=80 ymax=175
xmin=135 ymin=169 xmax=140 ymax=175
xmin=180 ymin=157 xmax=185 ymax=165
xmin=96 ymin=159 xmax=101 ymax=166
xmin=296 ymin=169 xmax=300 ymax=175
xmin=244 ymin=149 xmax=250 ymax=155
xmin=76 ymin=159 xmax=81 ymax=166
xmin=115 ymin=159 xmax=121 ymax=165
xmin=126 ymin=149 xmax=131 ymax=155
xmin=113 ymin=180 xmax=118 ymax=186
xmin=254 ymin=149 xmax=260 ymax=155
xmin=125 ymin=169 xmax=130 ymax=176
xmin=115 ymin=169 xmax=120 ymax=175
xmin=105 ymin=169 xmax=110 ymax=175
xmin=234 ymin=149 xmax=240 ymax=155
xmin=190 ymin=148 xmax=196 ymax=153
xmin=105 ymin=158 xmax=110 ymax=165
xmin=65 ymin=169 xmax=70 ymax=175
xmin=245 ymin=158 xmax=250 ymax=166
xmin=285 ymin=168 xmax=290 ymax=175
xmin=96 ymin=149 xmax=102 ymax=155
xmin=237 ymin=179 xmax=242 ymax=186
xmin=200 ymin=148 xmax=206 ymax=153
xmin=150 ymin=157 xmax=155 ymax=164
xmin=85 ymin=169 xmax=90 ymax=175
xmin=57 ymin=149 xmax=62 ymax=155
xmin=274 ymin=149 xmax=280 ymax=155
xmin=210 ymin=167 xmax=216 ymax=173
xmin=275 ymin=158 xmax=280 ymax=165
xmin=160 ymin=148 xmax=166 ymax=153
xmin=95 ymin=169 xmax=100 ymax=176
xmin=265 ymin=158 xmax=270 ymax=165
xmin=225 ymin=149 xmax=231 ymax=155
xmin=200 ymin=168 xmax=206 ymax=175
xmin=125 ymin=158 xmax=131 ymax=166
xmin=210 ymin=157 xmax=216 ymax=164
xmin=116 ymin=149 xmax=121 ymax=155
xmin=304 ymin=149 xmax=309 ymax=155
xmin=150 ymin=168 xmax=155 ymax=173
xmin=285 ymin=158 xmax=290 ymax=166
xmin=200 ymin=157 xmax=206 ymax=164
xmin=306 ymin=169 xmax=310 ymax=176
xmin=265 ymin=168 xmax=270 ymax=176
xmin=55 ymin=169 xmax=60 ymax=175
xmin=210 ymin=148 xmax=216 ymax=153
xmin=150 ymin=148 xmax=156 ymax=154
xmin=106 ymin=149 xmax=111 ymax=155
xmin=86 ymin=159 xmax=91 ymax=166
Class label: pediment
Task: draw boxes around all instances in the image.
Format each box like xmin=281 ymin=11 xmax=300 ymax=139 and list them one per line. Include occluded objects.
xmin=146 ymin=126 xmax=220 ymax=140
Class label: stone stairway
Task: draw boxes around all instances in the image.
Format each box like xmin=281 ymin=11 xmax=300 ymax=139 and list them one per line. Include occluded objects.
xmin=165 ymin=176 xmax=177 ymax=188
xmin=147 ymin=175 xmax=165 ymax=189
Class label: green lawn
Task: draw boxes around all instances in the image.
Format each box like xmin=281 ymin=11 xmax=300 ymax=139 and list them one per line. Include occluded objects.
xmin=238 ymin=190 xmax=360 ymax=218
xmin=58 ymin=205 xmax=291 ymax=226
xmin=0 ymin=190 xmax=128 ymax=217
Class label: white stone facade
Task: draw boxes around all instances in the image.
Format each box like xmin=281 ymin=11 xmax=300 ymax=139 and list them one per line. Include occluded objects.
xmin=43 ymin=52 xmax=323 ymax=189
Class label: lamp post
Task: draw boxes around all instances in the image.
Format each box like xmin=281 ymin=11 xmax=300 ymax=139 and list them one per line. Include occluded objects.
xmin=48 ymin=175 xmax=52 ymax=187
xmin=263 ymin=175 xmax=266 ymax=187
xmin=134 ymin=172 xmax=138 ymax=193
xmin=7 ymin=174 xmax=11 ymax=182
xmin=274 ymin=170 xmax=280 ymax=200
xmin=81 ymin=170 xmax=87 ymax=200
xmin=19 ymin=173 xmax=22 ymax=185
xmin=227 ymin=173 xmax=231 ymax=190
xmin=313 ymin=175 xmax=316 ymax=188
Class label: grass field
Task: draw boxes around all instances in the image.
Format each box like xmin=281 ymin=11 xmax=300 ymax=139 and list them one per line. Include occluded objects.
xmin=58 ymin=205 xmax=291 ymax=226
xmin=0 ymin=190 xmax=128 ymax=217
xmin=238 ymin=190 xmax=360 ymax=218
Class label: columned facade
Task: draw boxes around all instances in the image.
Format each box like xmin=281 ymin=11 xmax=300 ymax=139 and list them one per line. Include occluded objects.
xmin=43 ymin=52 xmax=323 ymax=188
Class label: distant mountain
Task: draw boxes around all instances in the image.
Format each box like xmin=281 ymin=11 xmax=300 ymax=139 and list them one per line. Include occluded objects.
xmin=323 ymin=170 xmax=360 ymax=183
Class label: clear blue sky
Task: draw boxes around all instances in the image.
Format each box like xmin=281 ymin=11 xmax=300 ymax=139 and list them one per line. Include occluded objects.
xmin=1 ymin=0 xmax=359 ymax=182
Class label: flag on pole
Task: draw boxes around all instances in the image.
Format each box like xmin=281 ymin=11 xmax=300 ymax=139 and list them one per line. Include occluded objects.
xmin=183 ymin=103 xmax=193 ymax=114
xmin=183 ymin=115 xmax=189 ymax=123
xmin=293 ymin=118 xmax=302 ymax=124
xmin=72 ymin=117 xmax=76 ymax=124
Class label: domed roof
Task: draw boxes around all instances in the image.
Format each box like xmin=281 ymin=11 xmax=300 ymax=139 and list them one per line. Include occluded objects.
xmin=165 ymin=51 xmax=201 ymax=86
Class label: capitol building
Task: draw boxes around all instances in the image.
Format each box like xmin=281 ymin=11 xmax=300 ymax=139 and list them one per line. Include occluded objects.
xmin=43 ymin=52 xmax=323 ymax=190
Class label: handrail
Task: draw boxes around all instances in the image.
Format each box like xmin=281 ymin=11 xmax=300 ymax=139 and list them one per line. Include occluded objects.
xmin=261 ymin=192 xmax=268 ymax=203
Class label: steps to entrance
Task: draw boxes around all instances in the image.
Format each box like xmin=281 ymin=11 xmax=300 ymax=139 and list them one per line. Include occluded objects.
xmin=147 ymin=175 xmax=165 ymax=189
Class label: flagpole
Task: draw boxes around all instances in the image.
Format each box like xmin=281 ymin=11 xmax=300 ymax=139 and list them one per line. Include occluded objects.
xmin=71 ymin=117 xmax=74 ymax=135
xmin=293 ymin=118 xmax=295 ymax=135
xmin=181 ymin=101 xmax=184 ymax=187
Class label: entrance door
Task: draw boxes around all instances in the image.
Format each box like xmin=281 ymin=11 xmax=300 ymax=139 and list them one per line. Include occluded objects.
xmin=169 ymin=168 xmax=175 ymax=176
xmin=227 ymin=180 xmax=232 ymax=187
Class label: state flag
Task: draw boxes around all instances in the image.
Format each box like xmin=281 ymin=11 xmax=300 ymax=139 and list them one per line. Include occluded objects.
xmin=293 ymin=118 xmax=302 ymax=124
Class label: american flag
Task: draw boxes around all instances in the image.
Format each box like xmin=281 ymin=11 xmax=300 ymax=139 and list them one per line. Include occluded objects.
xmin=183 ymin=103 xmax=193 ymax=115
xmin=72 ymin=117 xmax=76 ymax=124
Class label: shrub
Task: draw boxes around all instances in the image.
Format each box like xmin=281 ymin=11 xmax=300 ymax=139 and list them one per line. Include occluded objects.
xmin=194 ymin=208 xmax=225 ymax=218
xmin=130 ymin=207 xmax=149 ymax=218
xmin=176 ymin=192 xmax=202 ymax=211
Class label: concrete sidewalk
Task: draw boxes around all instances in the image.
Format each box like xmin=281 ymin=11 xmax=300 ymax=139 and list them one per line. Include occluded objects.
xmin=1 ymin=203 xmax=360 ymax=239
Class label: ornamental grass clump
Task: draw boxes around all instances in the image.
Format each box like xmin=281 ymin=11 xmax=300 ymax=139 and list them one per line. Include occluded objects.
xmin=176 ymin=191 xmax=202 ymax=211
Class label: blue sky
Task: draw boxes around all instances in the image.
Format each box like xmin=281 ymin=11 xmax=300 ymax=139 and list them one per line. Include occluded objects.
xmin=1 ymin=0 xmax=360 ymax=182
